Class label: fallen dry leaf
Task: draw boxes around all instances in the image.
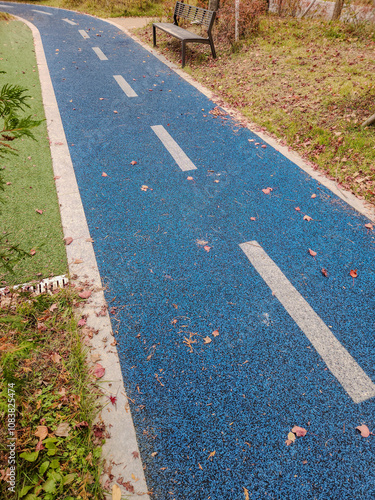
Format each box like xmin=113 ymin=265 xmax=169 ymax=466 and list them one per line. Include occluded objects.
xmin=311 ymin=194 xmax=317 ymax=199
xmin=141 ymin=185 xmax=148 ymax=191
xmin=308 ymin=249 xmax=317 ymax=257
xmin=49 ymin=303 xmax=58 ymax=312
xmin=187 ymin=176 xmax=194 ymax=180
xmin=130 ymin=161 xmax=137 ymax=165
xmin=350 ymin=269 xmax=358 ymax=278
xmin=207 ymin=450 xmax=216 ymax=459
xmin=35 ymin=426 xmax=48 ymax=441
xmin=112 ymin=484 xmax=122 ymax=500
xmin=244 ymin=487 xmax=249 ymax=500
xmin=285 ymin=439 xmax=293 ymax=446
xmin=64 ymin=237 xmax=73 ymax=245
xmin=36 ymin=209 xmax=43 ymax=215
xmin=212 ymin=330 xmax=219 ymax=337
xmin=303 ymin=215 xmax=313 ymax=221
xmin=79 ymin=290 xmax=92 ymax=299
xmin=55 ymin=422 xmax=71 ymax=437
xmin=73 ymin=258 xmax=83 ymax=264
xmin=365 ymin=223 xmax=373 ymax=230
xmin=51 ymin=352 xmax=61 ymax=364
xmin=94 ymin=363 xmax=105 ymax=379
xmin=262 ymin=187 xmax=273 ymax=194
xmin=295 ymin=207 xmax=301 ymax=211
xmin=203 ymin=336 xmax=212 ymax=344
xmin=292 ymin=426 xmax=307 ymax=437
xmin=203 ymin=245 xmax=211 ymax=252
xmin=102 ymin=172 xmax=108 ymax=177
xmin=288 ymin=432 xmax=296 ymax=442
xmin=30 ymin=249 xmax=36 ymax=256
xmin=250 ymin=217 xmax=256 ymax=221
xmin=356 ymin=425 xmax=371 ymax=437
xmin=77 ymin=318 xmax=86 ymax=327
xmin=321 ymin=268 xmax=328 ymax=277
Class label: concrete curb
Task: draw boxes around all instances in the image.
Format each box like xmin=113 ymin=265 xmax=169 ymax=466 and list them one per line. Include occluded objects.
xmin=105 ymin=17 xmax=375 ymax=223
xmin=13 ymin=14 xmax=150 ymax=500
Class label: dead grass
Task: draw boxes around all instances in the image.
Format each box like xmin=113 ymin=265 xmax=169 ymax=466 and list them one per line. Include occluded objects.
xmin=137 ymin=15 xmax=375 ymax=204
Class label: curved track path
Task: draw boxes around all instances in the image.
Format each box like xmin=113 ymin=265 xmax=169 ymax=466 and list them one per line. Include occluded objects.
xmin=1 ymin=3 xmax=375 ymax=499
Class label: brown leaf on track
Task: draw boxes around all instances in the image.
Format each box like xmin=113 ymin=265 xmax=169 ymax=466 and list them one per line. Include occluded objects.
xmin=35 ymin=425 xmax=48 ymax=441
xmin=288 ymin=432 xmax=296 ymax=442
xmin=130 ymin=161 xmax=137 ymax=165
xmin=207 ymin=450 xmax=216 ymax=459
xmin=365 ymin=223 xmax=373 ymax=230
xmin=94 ymin=363 xmax=105 ymax=379
xmin=244 ymin=487 xmax=250 ymax=500
xmin=262 ymin=187 xmax=273 ymax=194
xmin=198 ymin=463 xmax=203 ymax=470
xmin=295 ymin=207 xmax=301 ymax=211
xmin=203 ymin=336 xmax=212 ymax=344
xmin=292 ymin=426 xmax=307 ymax=437
xmin=303 ymin=215 xmax=313 ymax=221
xmin=350 ymin=269 xmax=358 ymax=278
xmin=79 ymin=290 xmax=92 ymax=299
xmin=64 ymin=237 xmax=73 ymax=245
xmin=212 ymin=330 xmax=219 ymax=337
xmin=250 ymin=217 xmax=256 ymax=221
xmin=321 ymin=268 xmax=328 ymax=277
xmin=204 ymin=245 xmax=211 ymax=252
xmin=187 ymin=176 xmax=194 ymax=180
xmin=102 ymin=172 xmax=108 ymax=177
xmin=311 ymin=194 xmax=317 ymax=199
xmin=86 ymin=237 xmax=94 ymax=242
xmin=356 ymin=425 xmax=371 ymax=437
xmin=308 ymin=249 xmax=317 ymax=257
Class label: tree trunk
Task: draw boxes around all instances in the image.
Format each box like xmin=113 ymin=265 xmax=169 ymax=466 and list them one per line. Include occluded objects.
xmin=331 ymin=0 xmax=344 ymax=21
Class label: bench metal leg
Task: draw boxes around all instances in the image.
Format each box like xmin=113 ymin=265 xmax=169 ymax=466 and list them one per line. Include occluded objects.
xmin=153 ymin=25 xmax=157 ymax=47
xmin=209 ymin=37 xmax=216 ymax=59
xmin=181 ymin=41 xmax=186 ymax=68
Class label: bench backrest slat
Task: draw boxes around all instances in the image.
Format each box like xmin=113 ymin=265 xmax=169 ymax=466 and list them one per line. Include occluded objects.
xmin=174 ymin=1 xmax=215 ymax=30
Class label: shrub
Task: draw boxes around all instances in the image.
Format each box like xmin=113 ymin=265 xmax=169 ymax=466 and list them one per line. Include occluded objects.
xmin=217 ymin=0 xmax=267 ymax=46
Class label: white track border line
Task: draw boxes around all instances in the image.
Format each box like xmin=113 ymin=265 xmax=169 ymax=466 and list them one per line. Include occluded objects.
xmin=14 ymin=15 xmax=150 ymax=499
xmin=105 ymin=18 xmax=375 ymax=223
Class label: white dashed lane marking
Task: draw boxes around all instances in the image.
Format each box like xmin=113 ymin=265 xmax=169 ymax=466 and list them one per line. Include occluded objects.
xmin=92 ymin=47 xmax=108 ymax=61
xmin=62 ymin=18 xmax=77 ymax=25
xmin=240 ymin=240 xmax=375 ymax=404
xmin=151 ymin=125 xmax=197 ymax=172
xmin=32 ymin=10 xmax=52 ymax=15
xmin=78 ymin=29 xmax=90 ymax=39
xmin=113 ymin=75 xmax=138 ymax=98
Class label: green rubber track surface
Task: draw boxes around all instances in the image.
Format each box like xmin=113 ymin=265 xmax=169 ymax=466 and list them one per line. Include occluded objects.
xmin=0 ymin=18 xmax=67 ymax=286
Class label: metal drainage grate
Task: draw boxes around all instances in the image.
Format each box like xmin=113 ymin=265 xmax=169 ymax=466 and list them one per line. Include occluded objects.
xmin=0 ymin=275 xmax=69 ymax=296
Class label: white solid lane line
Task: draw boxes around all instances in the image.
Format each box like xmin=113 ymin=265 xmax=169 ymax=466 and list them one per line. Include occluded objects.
xmin=151 ymin=125 xmax=197 ymax=172
xmin=32 ymin=10 xmax=52 ymax=15
xmin=240 ymin=241 xmax=375 ymax=404
xmin=62 ymin=18 xmax=77 ymax=25
xmin=78 ymin=29 xmax=90 ymax=39
xmin=92 ymin=47 xmax=108 ymax=61
xmin=113 ymin=75 xmax=137 ymax=98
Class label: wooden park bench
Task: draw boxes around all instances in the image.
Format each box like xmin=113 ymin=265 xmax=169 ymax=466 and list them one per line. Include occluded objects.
xmin=153 ymin=1 xmax=217 ymax=68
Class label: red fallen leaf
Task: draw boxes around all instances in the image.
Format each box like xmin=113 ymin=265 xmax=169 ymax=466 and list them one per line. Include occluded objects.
xmin=92 ymin=423 xmax=105 ymax=438
xmin=35 ymin=441 xmax=45 ymax=451
xmin=102 ymin=172 xmax=108 ymax=177
xmin=292 ymin=426 xmax=307 ymax=437
xmin=36 ymin=209 xmax=43 ymax=215
xmin=130 ymin=161 xmax=137 ymax=165
xmin=350 ymin=269 xmax=358 ymax=278
xmin=212 ymin=330 xmax=219 ymax=337
xmin=77 ymin=318 xmax=86 ymax=327
xmin=74 ymin=421 xmax=89 ymax=429
xmin=187 ymin=176 xmax=194 ymax=180
xmin=79 ymin=290 xmax=92 ymax=299
xmin=365 ymin=223 xmax=373 ymax=230
xmin=308 ymin=249 xmax=317 ymax=257
xmin=285 ymin=439 xmax=293 ymax=446
xmin=250 ymin=217 xmax=256 ymax=221
xmin=94 ymin=363 xmax=105 ymax=379
xmin=261 ymin=145 xmax=267 ymax=148
xmin=109 ymin=395 xmax=117 ymax=405
xmin=303 ymin=215 xmax=313 ymax=221
xmin=311 ymin=193 xmax=317 ymax=199
xmin=262 ymin=187 xmax=273 ymax=194
xmin=117 ymin=479 xmax=134 ymax=493
xmin=30 ymin=249 xmax=36 ymax=256
xmin=64 ymin=237 xmax=73 ymax=245
xmin=6 ymin=182 xmax=11 ymax=185
xmin=132 ymin=451 xmax=140 ymax=459
xmin=356 ymin=424 xmax=371 ymax=437
xmin=113 ymin=110 xmax=118 ymax=114
xmin=321 ymin=268 xmax=328 ymax=277
xmin=204 ymin=245 xmax=211 ymax=252
xmin=295 ymin=207 xmax=301 ymax=211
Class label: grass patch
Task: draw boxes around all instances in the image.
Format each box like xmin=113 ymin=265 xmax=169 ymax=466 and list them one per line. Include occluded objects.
xmin=137 ymin=14 xmax=375 ymax=204
xmin=0 ymin=19 xmax=67 ymax=286
xmin=0 ymin=287 xmax=105 ymax=499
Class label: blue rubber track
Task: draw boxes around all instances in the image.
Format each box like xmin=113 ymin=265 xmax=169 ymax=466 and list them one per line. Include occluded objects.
xmin=2 ymin=3 xmax=375 ymax=498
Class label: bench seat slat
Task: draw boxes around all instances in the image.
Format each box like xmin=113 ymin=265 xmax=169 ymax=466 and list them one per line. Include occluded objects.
xmin=153 ymin=23 xmax=208 ymax=42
